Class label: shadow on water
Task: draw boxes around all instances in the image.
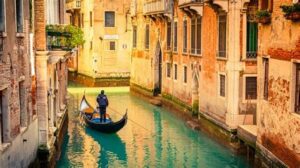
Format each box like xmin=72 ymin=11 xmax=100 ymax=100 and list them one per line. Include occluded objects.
xmin=84 ymin=127 xmax=127 ymax=167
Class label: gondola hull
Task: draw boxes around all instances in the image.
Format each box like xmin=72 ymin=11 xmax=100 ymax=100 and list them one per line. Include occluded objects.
xmin=80 ymin=95 xmax=127 ymax=133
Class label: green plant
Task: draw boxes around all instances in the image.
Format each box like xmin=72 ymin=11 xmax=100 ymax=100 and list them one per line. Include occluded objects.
xmin=280 ymin=3 xmax=300 ymax=15
xmin=46 ymin=24 xmax=85 ymax=49
xmin=256 ymin=10 xmax=271 ymax=19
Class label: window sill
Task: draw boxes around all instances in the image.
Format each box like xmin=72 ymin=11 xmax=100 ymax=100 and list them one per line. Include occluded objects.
xmin=242 ymin=99 xmax=257 ymax=104
xmin=216 ymin=57 xmax=227 ymax=61
xmin=190 ymin=53 xmax=202 ymax=57
xmin=0 ymin=32 xmax=7 ymax=37
xmin=291 ymin=112 xmax=300 ymax=119
xmin=242 ymin=58 xmax=257 ymax=62
xmin=0 ymin=143 xmax=11 ymax=153
xmin=182 ymin=52 xmax=189 ymax=56
xmin=16 ymin=33 xmax=25 ymax=38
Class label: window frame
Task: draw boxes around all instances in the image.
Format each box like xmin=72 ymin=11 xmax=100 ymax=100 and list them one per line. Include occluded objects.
xmin=109 ymin=41 xmax=116 ymax=51
xmin=173 ymin=21 xmax=177 ymax=52
xmin=166 ymin=62 xmax=171 ymax=79
xmin=183 ymin=19 xmax=188 ymax=54
xmin=15 ymin=0 xmax=24 ymax=33
xmin=145 ymin=24 xmax=149 ymax=50
xmin=183 ymin=65 xmax=187 ymax=84
xmin=190 ymin=15 xmax=202 ymax=55
xmin=166 ymin=21 xmax=171 ymax=50
xmin=217 ymin=14 xmax=227 ymax=58
xmin=132 ymin=25 xmax=137 ymax=48
xmin=244 ymin=75 xmax=257 ymax=100
xmin=104 ymin=11 xmax=115 ymax=27
xmin=0 ymin=0 xmax=6 ymax=33
xmin=263 ymin=58 xmax=269 ymax=100
xmin=174 ymin=63 xmax=178 ymax=81
xmin=219 ymin=73 xmax=226 ymax=98
xmin=90 ymin=11 xmax=92 ymax=27
xmin=293 ymin=63 xmax=300 ymax=115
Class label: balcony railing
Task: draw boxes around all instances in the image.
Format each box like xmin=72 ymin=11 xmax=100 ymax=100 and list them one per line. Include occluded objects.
xmin=66 ymin=0 xmax=81 ymax=11
xmin=47 ymin=31 xmax=72 ymax=51
xmin=143 ymin=0 xmax=171 ymax=15
xmin=179 ymin=0 xmax=202 ymax=6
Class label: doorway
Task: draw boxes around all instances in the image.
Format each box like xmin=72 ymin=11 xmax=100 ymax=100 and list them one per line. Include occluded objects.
xmin=154 ymin=42 xmax=162 ymax=96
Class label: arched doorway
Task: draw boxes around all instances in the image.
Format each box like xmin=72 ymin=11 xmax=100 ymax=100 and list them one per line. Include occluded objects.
xmin=154 ymin=41 xmax=162 ymax=96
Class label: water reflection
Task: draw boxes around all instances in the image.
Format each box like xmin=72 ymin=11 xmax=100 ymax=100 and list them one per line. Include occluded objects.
xmin=85 ymin=127 xmax=127 ymax=167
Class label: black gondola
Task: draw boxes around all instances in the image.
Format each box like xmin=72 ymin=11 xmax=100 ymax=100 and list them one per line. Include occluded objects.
xmin=80 ymin=95 xmax=127 ymax=133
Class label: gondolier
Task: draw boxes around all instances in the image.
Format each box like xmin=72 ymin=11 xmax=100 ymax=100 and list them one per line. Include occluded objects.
xmin=97 ymin=90 xmax=109 ymax=122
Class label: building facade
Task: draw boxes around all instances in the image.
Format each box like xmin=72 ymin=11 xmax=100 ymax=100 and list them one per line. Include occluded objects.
xmin=256 ymin=0 xmax=300 ymax=166
xmin=69 ymin=0 xmax=132 ymax=82
xmin=35 ymin=0 xmax=70 ymax=165
xmin=0 ymin=0 xmax=39 ymax=167
xmin=131 ymin=0 xmax=258 ymax=128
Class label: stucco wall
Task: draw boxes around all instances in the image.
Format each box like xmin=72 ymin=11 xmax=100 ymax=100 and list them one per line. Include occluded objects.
xmin=257 ymin=0 xmax=300 ymax=166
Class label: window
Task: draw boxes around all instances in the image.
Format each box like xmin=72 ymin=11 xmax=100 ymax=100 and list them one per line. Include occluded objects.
xmin=184 ymin=66 xmax=187 ymax=83
xmin=90 ymin=41 xmax=92 ymax=50
xmin=0 ymin=0 xmax=5 ymax=32
xmin=174 ymin=64 xmax=177 ymax=80
xmin=167 ymin=21 xmax=171 ymax=50
xmin=218 ymin=15 xmax=227 ymax=58
xmin=246 ymin=21 xmax=258 ymax=59
xmin=16 ymin=0 xmax=23 ymax=33
xmin=145 ymin=25 xmax=149 ymax=49
xmin=220 ymin=74 xmax=225 ymax=97
xmin=0 ymin=90 xmax=3 ymax=144
xmin=90 ymin=11 xmax=92 ymax=27
xmin=81 ymin=13 xmax=84 ymax=27
xmin=295 ymin=64 xmax=300 ymax=114
xmin=19 ymin=81 xmax=26 ymax=127
xmin=174 ymin=22 xmax=177 ymax=52
xmin=245 ymin=77 xmax=257 ymax=99
xmin=191 ymin=16 xmax=202 ymax=55
xmin=109 ymin=41 xmax=115 ymax=50
xmin=166 ymin=63 xmax=171 ymax=78
xmin=0 ymin=89 xmax=8 ymax=144
xmin=183 ymin=20 xmax=187 ymax=53
xmin=133 ymin=26 xmax=137 ymax=48
xmin=263 ymin=58 xmax=269 ymax=100
xmin=105 ymin=11 xmax=115 ymax=27
xmin=261 ymin=0 xmax=273 ymax=11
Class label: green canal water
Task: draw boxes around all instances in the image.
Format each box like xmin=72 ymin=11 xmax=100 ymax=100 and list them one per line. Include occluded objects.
xmin=57 ymin=87 xmax=252 ymax=168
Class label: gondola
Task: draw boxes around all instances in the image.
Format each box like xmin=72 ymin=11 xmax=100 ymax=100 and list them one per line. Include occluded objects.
xmin=80 ymin=95 xmax=127 ymax=133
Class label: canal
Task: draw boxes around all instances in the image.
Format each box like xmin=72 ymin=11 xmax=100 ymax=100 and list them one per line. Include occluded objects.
xmin=57 ymin=86 xmax=252 ymax=168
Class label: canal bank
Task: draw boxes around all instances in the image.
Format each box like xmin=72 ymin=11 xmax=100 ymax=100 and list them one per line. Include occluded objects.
xmin=130 ymin=83 xmax=287 ymax=167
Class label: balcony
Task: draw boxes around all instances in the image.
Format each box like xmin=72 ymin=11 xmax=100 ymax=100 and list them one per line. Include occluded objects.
xmin=46 ymin=24 xmax=84 ymax=51
xmin=143 ymin=0 xmax=172 ymax=19
xmin=66 ymin=0 xmax=81 ymax=12
xmin=179 ymin=0 xmax=203 ymax=16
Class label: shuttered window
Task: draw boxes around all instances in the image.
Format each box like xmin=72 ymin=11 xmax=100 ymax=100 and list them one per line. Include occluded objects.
xmin=81 ymin=13 xmax=84 ymax=27
xmin=246 ymin=22 xmax=258 ymax=59
xmin=220 ymin=74 xmax=225 ymax=97
xmin=133 ymin=26 xmax=137 ymax=48
xmin=167 ymin=21 xmax=171 ymax=50
xmin=263 ymin=58 xmax=269 ymax=100
xmin=174 ymin=22 xmax=177 ymax=52
xmin=183 ymin=20 xmax=187 ymax=53
xmin=145 ymin=25 xmax=149 ymax=49
xmin=295 ymin=64 xmax=300 ymax=114
xmin=105 ymin=11 xmax=115 ymax=27
xmin=16 ymin=0 xmax=23 ymax=33
xmin=218 ymin=15 xmax=227 ymax=58
xmin=245 ymin=77 xmax=257 ymax=99
xmin=0 ymin=0 xmax=4 ymax=32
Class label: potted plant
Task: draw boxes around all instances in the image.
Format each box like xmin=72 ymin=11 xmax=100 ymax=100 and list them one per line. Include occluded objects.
xmin=256 ymin=10 xmax=271 ymax=24
xmin=280 ymin=3 xmax=300 ymax=21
